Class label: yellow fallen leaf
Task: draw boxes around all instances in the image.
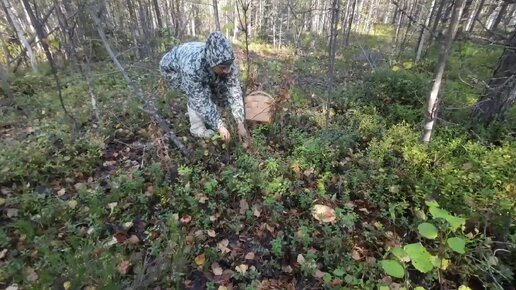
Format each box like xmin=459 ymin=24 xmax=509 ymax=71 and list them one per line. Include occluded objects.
xmin=57 ymin=188 xmax=66 ymax=196
xmin=218 ymin=287 xmax=228 ymax=290
xmin=0 ymin=197 xmax=5 ymax=206
xmin=128 ymin=235 xmax=140 ymax=244
xmin=312 ymin=204 xmax=336 ymax=223
xmin=195 ymin=253 xmax=206 ymax=267
xmin=235 ymin=264 xmax=248 ymax=273
xmin=63 ymin=281 xmax=72 ymax=290
xmin=217 ymin=239 xmax=231 ymax=254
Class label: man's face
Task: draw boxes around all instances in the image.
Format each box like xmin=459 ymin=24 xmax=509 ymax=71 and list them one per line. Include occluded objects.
xmin=212 ymin=64 xmax=231 ymax=76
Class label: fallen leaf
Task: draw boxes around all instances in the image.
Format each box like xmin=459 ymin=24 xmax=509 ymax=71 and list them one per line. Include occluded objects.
xmin=312 ymin=204 xmax=336 ymax=223
xmin=314 ymin=269 xmax=326 ymax=278
xmin=352 ymin=249 xmax=361 ymax=261
xmin=235 ymin=264 xmax=248 ymax=273
xmin=6 ymin=208 xmax=18 ymax=218
xmin=57 ymin=188 xmax=66 ymax=196
xmin=196 ymin=193 xmax=209 ymax=204
xmin=282 ymin=265 xmax=293 ymax=273
xmin=239 ymin=200 xmax=249 ymax=214
xmin=358 ymin=208 xmax=370 ymax=214
xmin=217 ymin=239 xmax=231 ymax=254
xmin=63 ymin=156 xmax=71 ymax=161
xmin=252 ymin=205 xmax=261 ymax=217
xmin=180 ymin=215 xmax=192 ymax=224
xmin=122 ymin=221 xmax=133 ymax=229
xmin=0 ymin=197 xmax=6 ymax=206
xmin=0 ymin=249 xmax=8 ymax=259
xmin=26 ymin=267 xmax=38 ymax=282
xmin=5 ymin=285 xmax=19 ymax=290
xmin=297 ymin=254 xmax=306 ymax=264
xmin=63 ymin=281 xmax=72 ymax=290
xmin=212 ymin=262 xmax=223 ymax=275
xmin=117 ymin=260 xmax=131 ymax=275
xmin=128 ymin=235 xmax=140 ymax=244
xmin=195 ymin=253 xmax=206 ymax=267
xmin=218 ymin=287 xmax=228 ymax=290
xmin=207 ymin=230 xmax=216 ymax=237
xmin=67 ymin=200 xmax=78 ymax=209
xmin=245 ymin=252 xmax=255 ymax=260
xmin=462 ymin=162 xmax=473 ymax=171
xmin=107 ymin=202 xmax=117 ymax=212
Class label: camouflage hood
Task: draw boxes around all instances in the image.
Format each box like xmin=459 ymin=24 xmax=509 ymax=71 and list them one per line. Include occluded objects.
xmin=205 ymin=31 xmax=235 ymax=68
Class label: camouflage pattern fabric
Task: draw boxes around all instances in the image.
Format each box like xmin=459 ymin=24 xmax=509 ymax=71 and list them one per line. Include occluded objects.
xmin=159 ymin=32 xmax=245 ymax=130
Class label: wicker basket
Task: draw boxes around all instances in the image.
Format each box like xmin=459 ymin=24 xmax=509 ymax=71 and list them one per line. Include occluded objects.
xmin=244 ymin=91 xmax=275 ymax=123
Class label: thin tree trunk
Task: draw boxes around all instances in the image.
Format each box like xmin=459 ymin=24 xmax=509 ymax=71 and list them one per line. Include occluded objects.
xmin=466 ymin=0 xmax=483 ymax=31
xmin=55 ymin=0 xmax=100 ymax=123
xmin=341 ymin=0 xmax=351 ymax=46
xmin=326 ymin=0 xmax=340 ymax=128
xmin=489 ymin=1 xmax=508 ymax=32
xmin=422 ymin=0 xmax=466 ymax=145
xmin=21 ymin=0 xmax=79 ymax=129
xmin=153 ymin=0 xmax=163 ymax=30
xmin=212 ymin=0 xmax=221 ymax=31
xmin=345 ymin=0 xmax=356 ymax=46
xmin=1 ymin=0 xmax=37 ymax=72
xmin=93 ymin=8 xmax=191 ymax=160
xmin=472 ymin=29 xmax=516 ymax=122
xmin=416 ymin=0 xmax=437 ymax=62
xmin=428 ymin=0 xmax=446 ymax=46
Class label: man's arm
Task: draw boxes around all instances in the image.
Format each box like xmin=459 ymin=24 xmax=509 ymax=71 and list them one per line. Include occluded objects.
xmin=225 ymin=65 xmax=246 ymax=124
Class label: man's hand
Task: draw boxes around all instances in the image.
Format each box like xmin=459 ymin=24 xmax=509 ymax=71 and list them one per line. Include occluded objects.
xmin=237 ymin=123 xmax=249 ymax=141
xmin=218 ymin=126 xmax=230 ymax=141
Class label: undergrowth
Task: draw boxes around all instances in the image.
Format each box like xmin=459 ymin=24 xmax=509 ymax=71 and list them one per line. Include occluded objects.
xmin=0 ymin=37 xmax=514 ymax=290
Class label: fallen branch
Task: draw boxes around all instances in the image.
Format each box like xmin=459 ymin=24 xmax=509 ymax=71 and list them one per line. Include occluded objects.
xmin=93 ymin=10 xmax=192 ymax=161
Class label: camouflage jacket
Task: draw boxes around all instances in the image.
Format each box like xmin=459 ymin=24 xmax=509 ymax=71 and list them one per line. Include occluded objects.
xmin=159 ymin=32 xmax=245 ymax=130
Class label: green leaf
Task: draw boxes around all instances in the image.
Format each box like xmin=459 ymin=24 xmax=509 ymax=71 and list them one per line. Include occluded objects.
xmin=447 ymin=237 xmax=466 ymax=254
xmin=332 ymin=268 xmax=345 ymax=277
xmin=222 ymin=23 xmax=234 ymax=32
xmin=323 ymin=273 xmax=332 ymax=283
xmin=415 ymin=287 xmax=426 ymax=290
xmin=444 ymin=215 xmax=466 ymax=232
xmin=379 ymin=287 xmax=389 ymax=290
xmin=222 ymin=5 xmax=233 ymax=11
xmin=381 ymin=260 xmax=404 ymax=278
xmin=391 ymin=247 xmax=410 ymax=262
xmin=418 ymin=222 xmax=438 ymax=239
xmin=404 ymin=243 xmax=434 ymax=273
xmin=429 ymin=206 xmax=450 ymax=219
xmin=424 ymin=200 xmax=439 ymax=208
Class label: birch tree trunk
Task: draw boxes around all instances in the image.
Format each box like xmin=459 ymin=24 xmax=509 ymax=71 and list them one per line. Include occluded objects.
xmin=422 ymin=0 xmax=466 ymax=145
xmin=416 ymin=0 xmax=437 ymax=62
xmin=1 ymin=0 xmax=37 ymax=72
xmin=326 ymin=0 xmax=340 ymax=128
xmin=345 ymin=0 xmax=356 ymax=46
xmin=472 ymin=29 xmax=516 ymax=122
xmin=466 ymin=0 xmax=484 ymax=31
xmin=488 ymin=0 xmax=508 ymax=32
xmin=153 ymin=0 xmax=163 ymax=30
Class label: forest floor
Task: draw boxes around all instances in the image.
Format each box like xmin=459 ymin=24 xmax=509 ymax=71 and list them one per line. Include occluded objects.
xmin=1 ymin=31 xmax=515 ymax=290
